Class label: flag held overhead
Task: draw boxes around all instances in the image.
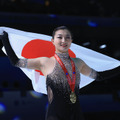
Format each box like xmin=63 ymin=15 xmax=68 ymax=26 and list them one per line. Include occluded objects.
xmin=0 ymin=27 xmax=120 ymax=94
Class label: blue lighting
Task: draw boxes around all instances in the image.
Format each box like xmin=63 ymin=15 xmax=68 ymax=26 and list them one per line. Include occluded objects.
xmin=87 ymin=20 xmax=98 ymax=27
xmin=0 ymin=103 xmax=6 ymax=114
xmin=49 ymin=14 xmax=57 ymax=18
xmin=99 ymin=44 xmax=107 ymax=49
xmin=12 ymin=116 xmax=21 ymax=120
xmin=29 ymin=90 xmax=43 ymax=99
xmin=82 ymin=42 xmax=90 ymax=46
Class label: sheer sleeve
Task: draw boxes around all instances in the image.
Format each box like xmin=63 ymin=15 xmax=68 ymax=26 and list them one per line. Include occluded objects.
xmin=16 ymin=59 xmax=28 ymax=68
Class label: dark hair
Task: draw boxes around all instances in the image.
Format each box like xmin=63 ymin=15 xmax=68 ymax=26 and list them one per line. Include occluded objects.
xmin=52 ymin=26 xmax=73 ymax=39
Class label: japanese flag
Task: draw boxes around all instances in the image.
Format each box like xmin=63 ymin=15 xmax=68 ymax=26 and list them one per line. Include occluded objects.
xmin=0 ymin=27 xmax=120 ymax=94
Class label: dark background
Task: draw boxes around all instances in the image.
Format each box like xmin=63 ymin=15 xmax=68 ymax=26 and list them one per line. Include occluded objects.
xmin=0 ymin=0 xmax=120 ymax=120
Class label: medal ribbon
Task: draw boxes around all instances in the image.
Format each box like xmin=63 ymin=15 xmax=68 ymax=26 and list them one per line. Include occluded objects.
xmin=54 ymin=53 xmax=76 ymax=92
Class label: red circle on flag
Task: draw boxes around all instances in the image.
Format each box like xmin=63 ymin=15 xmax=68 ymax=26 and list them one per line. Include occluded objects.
xmin=22 ymin=39 xmax=76 ymax=75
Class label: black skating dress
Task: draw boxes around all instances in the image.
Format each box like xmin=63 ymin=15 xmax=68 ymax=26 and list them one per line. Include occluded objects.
xmin=46 ymin=53 xmax=85 ymax=120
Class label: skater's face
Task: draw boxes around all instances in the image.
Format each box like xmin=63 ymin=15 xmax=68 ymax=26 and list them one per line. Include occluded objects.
xmin=51 ymin=29 xmax=72 ymax=53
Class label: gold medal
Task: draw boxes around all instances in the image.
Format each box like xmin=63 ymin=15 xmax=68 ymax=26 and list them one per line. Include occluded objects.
xmin=54 ymin=54 xmax=77 ymax=104
xmin=70 ymin=92 xmax=76 ymax=104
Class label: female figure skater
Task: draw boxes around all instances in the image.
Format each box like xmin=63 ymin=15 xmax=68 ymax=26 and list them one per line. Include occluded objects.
xmin=0 ymin=26 xmax=120 ymax=120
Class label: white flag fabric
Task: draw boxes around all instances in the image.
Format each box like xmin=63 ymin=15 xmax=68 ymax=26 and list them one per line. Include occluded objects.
xmin=0 ymin=26 xmax=120 ymax=94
